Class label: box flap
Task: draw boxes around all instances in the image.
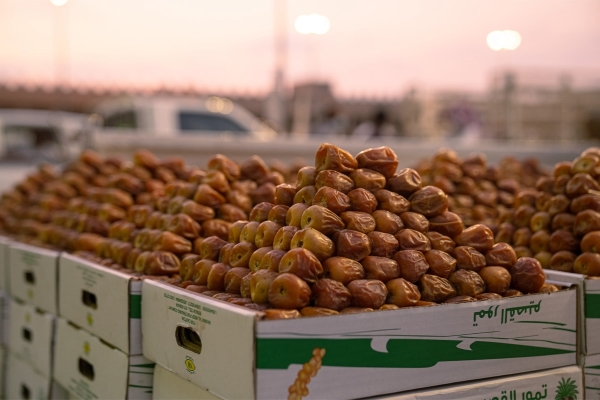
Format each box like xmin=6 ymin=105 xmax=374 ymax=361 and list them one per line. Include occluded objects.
xmin=5 ymin=353 xmax=52 ymax=400
xmin=142 ymin=279 xmax=256 ymax=400
xmin=53 ymin=317 xmax=130 ymax=399
xmin=59 ymin=253 xmax=137 ymax=354
xmin=7 ymin=297 xmax=55 ymax=377
xmin=9 ymin=242 xmax=59 ymax=314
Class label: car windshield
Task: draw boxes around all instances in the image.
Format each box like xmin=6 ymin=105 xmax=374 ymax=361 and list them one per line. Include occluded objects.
xmin=178 ymin=112 xmax=248 ymax=133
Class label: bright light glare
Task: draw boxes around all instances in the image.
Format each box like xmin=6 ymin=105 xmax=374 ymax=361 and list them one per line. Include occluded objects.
xmin=206 ymin=97 xmax=234 ymax=114
xmin=50 ymin=0 xmax=69 ymax=6
xmin=487 ymin=30 xmax=522 ymax=51
xmin=295 ymin=14 xmax=330 ymax=35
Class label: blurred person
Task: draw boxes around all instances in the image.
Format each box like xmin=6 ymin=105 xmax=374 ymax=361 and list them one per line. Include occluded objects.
xmin=352 ymin=109 xmax=397 ymax=138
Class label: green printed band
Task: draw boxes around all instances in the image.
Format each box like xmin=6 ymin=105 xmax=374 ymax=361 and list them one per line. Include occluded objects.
xmin=130 ymin=294 xmax=142 ymax=318
xmin=585 ymin=294 xmax=600 ymax=318
xmin=256 ymin=338 xmax=574 ymax=370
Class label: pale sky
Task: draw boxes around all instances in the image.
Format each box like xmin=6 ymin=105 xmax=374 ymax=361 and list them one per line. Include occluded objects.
xmin=0 ymin=0 xmax=599 ymax=96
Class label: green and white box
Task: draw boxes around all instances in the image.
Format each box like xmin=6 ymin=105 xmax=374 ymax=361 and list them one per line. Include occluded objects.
xmin=143 ymin=280 xmax=578 ymax=400
xmin=53 ymin=318 xmax=154 ymax=400
xmin=7 ymin=297 xmax=55 ymax=377
xmin=59 ymin=253 xmax=142 ymax=355
xmin=373 ymin=366 xmax=582 ymax=399
xmin=0 ymin=236 xmax=12 ymax=291
xmin=545 ymin=270 xmax=600 ymax=356
xmin=584 ymin=353 xmax=600 ymax=399
xmin=9 ymin=242 xmax=59 ymax=314
xmin=5 ymin=353 xmax=69 ymax=400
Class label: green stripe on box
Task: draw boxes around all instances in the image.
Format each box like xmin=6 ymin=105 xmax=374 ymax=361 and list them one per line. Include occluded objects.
xmin=587 ymin=365 xmax=600 ymax=370
xmin=130 ymin=294 xmax=141 ymax=318
xmin=585 ymin=294 xmax=600 ymax=318
xmin=256 ymin=338 xmax=574 ymax=370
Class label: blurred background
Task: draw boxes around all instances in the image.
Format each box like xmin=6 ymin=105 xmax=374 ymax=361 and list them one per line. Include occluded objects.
xmin=0 ymin=0 xmax=599 ymax=187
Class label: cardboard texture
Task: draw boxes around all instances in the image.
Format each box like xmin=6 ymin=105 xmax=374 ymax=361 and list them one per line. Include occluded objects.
xmin=53 ymin=318 xmax=154 ymax=400
xmin=0 ymin=345 xmax=5 ymax=398
xmin=545 ymin=269 xmax=600 ymax=356
xmin=153 ymin=364 xmax=221 ymax=400
xmin=59 ymin=253 xmax=143 ymax=355
xmin=8 ymin=242 xmax=59 ymax=314
xmin=0 ymin=290 xmax=8 ymax=347
xmin=142 ymin=279 xmax=578 ymax=400
xmin=0 ymin=236 xmax=11 ymax=290
xmin=584 ymin=353 xmax=600 ymax=399
xmin=7 ymin=297 xmax=55 ymax=377
xmin=5 ymin=353 xmax=69 ymax=400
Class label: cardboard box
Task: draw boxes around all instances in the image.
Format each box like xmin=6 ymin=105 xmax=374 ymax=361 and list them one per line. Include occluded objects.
xmin=143 ymin=279 xmax=578 ymax=400
xmin=59 ymin=253 xmax=142 ymax=355
xmin=0 ymin=236 xmax=11 ymax=291
xmin=9 ymin=242 xmax=59 ymax=314
xmin=153 ymin=364 xmax=220 ymax=400
xmin=53 ymin=318 xmax=154 ymax=400
xmin=584 ymin=353 xmax=600 ymax=399
xmin=152 ymin=363 xmax=582 ymax=400
xmin=7 ymin=297 xmax=55 ymax=377
xmin=545 ymin=270 xmax=600 ymax=356
xmin=0 ymin=290 xmax=8 ymax=347
xmin=0 ymin=345 xmax=6 ymax=399
xmin=5 ymin=353 xmax=69 ymax=400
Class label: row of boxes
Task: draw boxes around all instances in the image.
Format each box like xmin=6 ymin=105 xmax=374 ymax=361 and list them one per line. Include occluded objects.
xmin=1 ymin=238 xmax=599 ymax=399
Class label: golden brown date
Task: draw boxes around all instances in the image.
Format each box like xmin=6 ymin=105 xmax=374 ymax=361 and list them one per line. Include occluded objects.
xmin=315 ymin=143 xmax=358 ymax=173
xmin=386 ymin=168 xmax=422 ymax=198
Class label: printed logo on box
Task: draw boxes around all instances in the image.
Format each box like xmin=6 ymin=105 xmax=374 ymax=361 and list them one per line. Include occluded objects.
xmin=86 ymin=312 xmax=93 ymax=326
xmin=473 ymin=300 xmax=542 ymax=326
xmin=185 ymin=356 xmax=195 ymax=374
xmin=84 ymin=341 xmax=91 ymax=355
xmin=482 ymin=378 xmax=579 ymax=400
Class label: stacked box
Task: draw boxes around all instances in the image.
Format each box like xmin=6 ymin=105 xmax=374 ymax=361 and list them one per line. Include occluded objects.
xmin=0 ymin=236 xmax=11 ymax=291
xmin=545 ymin=270 xmax=600 ymax=357
xmin=8 ymin=242 xmax=60 ymax=314
xmin=53 ymin=318 xmax=153 ymax=399
xmin=143 ymin=279 xmax=578 ymax=400
xmin=57 ymin=253 xmax=154 ymax=399
xmin=5 ymin=353 xmax=68 ymax=400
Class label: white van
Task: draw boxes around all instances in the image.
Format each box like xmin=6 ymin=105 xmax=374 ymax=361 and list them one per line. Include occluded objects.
xmin=94 ymin=96 xmax=276 ymax=140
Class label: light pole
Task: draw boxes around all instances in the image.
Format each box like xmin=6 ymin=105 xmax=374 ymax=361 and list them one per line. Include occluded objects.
xmin=51 ymin=0 xmax=70 ymax=87
xmin=291 ymin=13 xmax=329 ymax=136
xmin=487 ymin=30 xmax=522 ymax=140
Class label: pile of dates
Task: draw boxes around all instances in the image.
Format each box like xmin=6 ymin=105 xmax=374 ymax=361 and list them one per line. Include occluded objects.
xmin=0 ymin=149 xmax=296 ymax=278
xmin=493 ymin=148 xmax=600 ymax=276
xmin=415 ymin=149 xmax=548 ymax=230
xmin=177 ymin=143 xmax=552 ymax=319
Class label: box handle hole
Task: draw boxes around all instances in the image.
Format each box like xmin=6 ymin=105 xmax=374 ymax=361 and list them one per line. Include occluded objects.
xmin=21 ymin=383 xmax=30 ymax=399
xmin=24 ymin=271 xmax=35 ymax=284
xmin=22 ymin=327 xmax=32 ymax=342
xmin=175 ymin=326 xmax=202 ymax=354
xmin=81 ymin=290 xmax=98 ymax=309
xmin=78 ymin=358 xmax=95 ymax=381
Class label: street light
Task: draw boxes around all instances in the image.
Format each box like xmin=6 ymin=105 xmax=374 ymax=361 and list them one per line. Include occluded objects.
xmin=295 ymin=14 xmax=330 ymax=35
xmin=50 ymin=0 xmax=68 ymax=6
xmin=487 ymin=30 xmax=522 ymax=51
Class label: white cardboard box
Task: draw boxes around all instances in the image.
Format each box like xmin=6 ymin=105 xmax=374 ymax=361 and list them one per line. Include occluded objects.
xmin=153 ymin=364 xmax=220 ymax=400
xmin=9 ymin=242 xmax=59 ymax=314
xmin=0 ymin=290 xmax=9 ymax=347
xmin=545 ymin=270 xmax=600 ymax=356
xmin=584 ymin=353 xmax=600 ymax=399
xmin=59 ymin=253 xmax=142 ymax=355
xmin=143 ymin=279 xmax=578 ymax=400
xmin=53 ymin=318 xmax=154 ymax=400
xmin=0 ymin=236 xmax=12 ymax=291
xmin=5 ymin=353 xmax=69 ymax=400
xmin=152 ymin=363 xmax=583 ymax=400
xmin=7 ymin=297 xmax=55 ymax=377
